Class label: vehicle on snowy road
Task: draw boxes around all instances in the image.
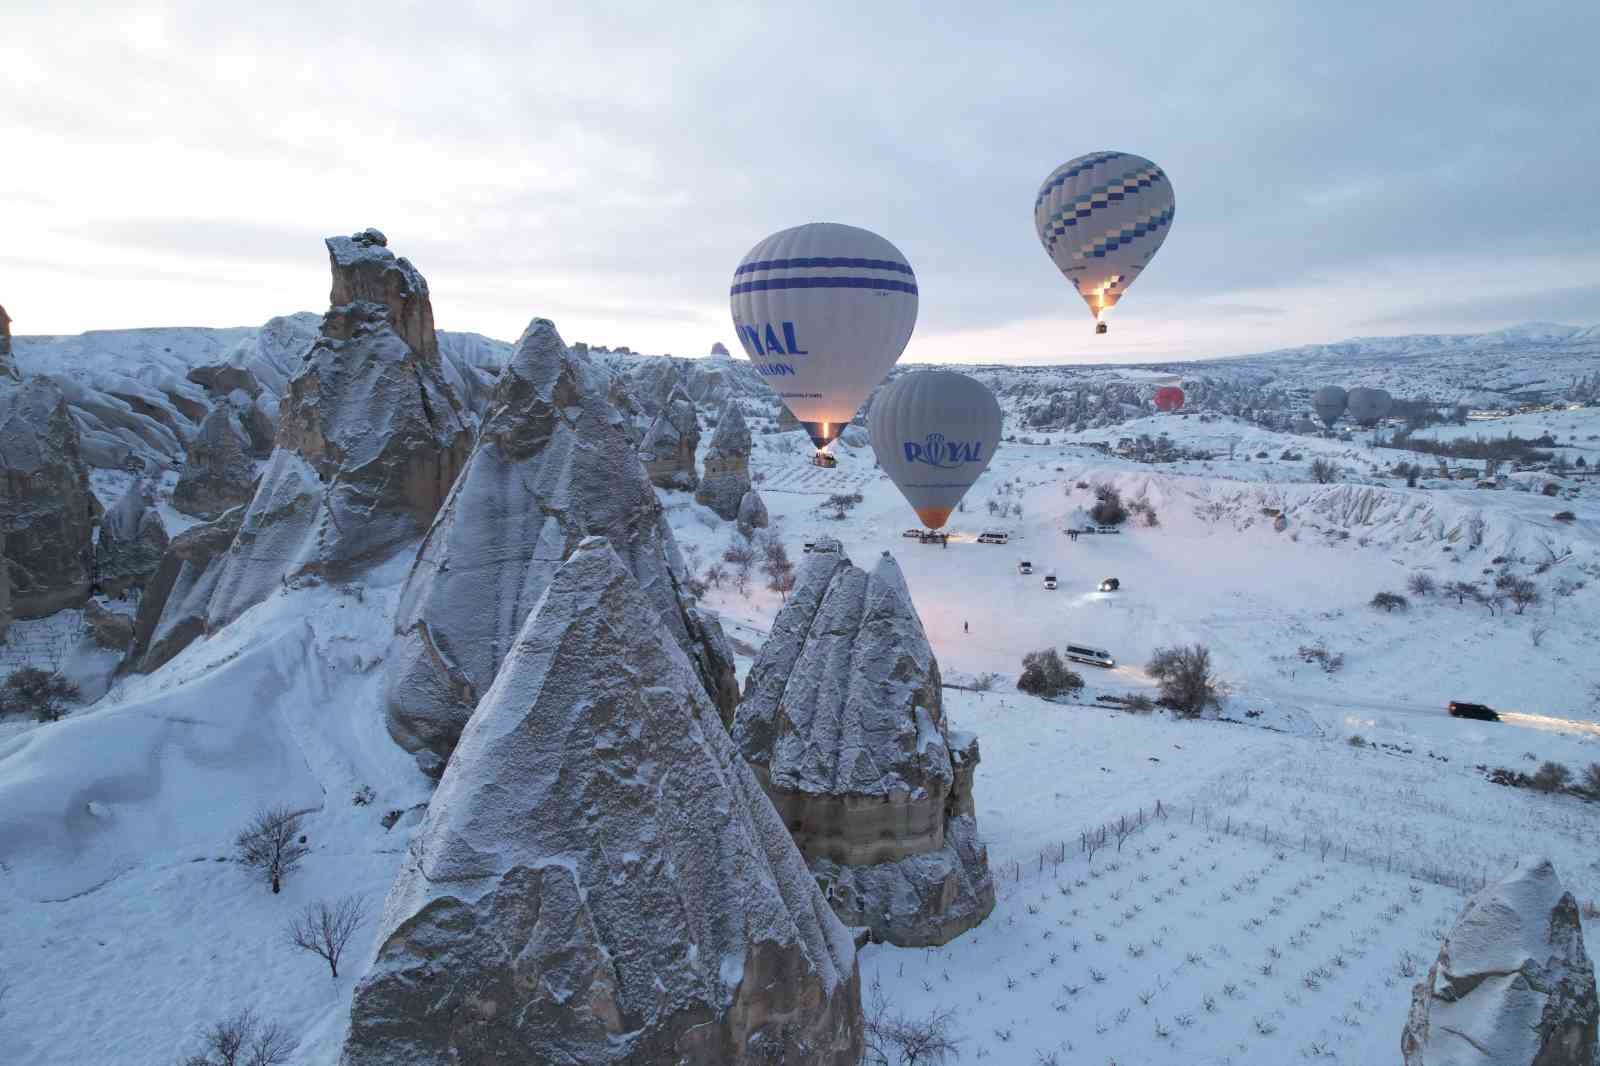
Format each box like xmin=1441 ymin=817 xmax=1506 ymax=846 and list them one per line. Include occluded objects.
xmin=1043 ymin=573 xmax=1058 ymax=589
xmin=902 ymin=528 xmax=924 ymax=538
xmin=1448 ymin=701 xmax=1499 ymax=722
xmin=1098 ymin=577 xmax=1120 ymax=592
xmin=977 ymin=530 xmax=1010 ymax=544
xmin=1018 ymin=560 xmax=1033 ymax=575
xmin=1065 ymin=644 xmax=1116 ymax=668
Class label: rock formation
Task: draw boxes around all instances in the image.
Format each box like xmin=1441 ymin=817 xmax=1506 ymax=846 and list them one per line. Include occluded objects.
xmin=737 ymin=487 xmax=770 ymax=535
xmin=95 ymin=480 xmax=169 ymax=597
xmin=638 ymin=384 xmax=700 ymax=491
xmin=203 ymin=230 xmax=472 ymax=629
xmin=84 ymin=597 xmax=135 ymax=651
xmin=711 ymin=341 xmax=730 ymax=356
xmin=185 ymin=365 xmax=276 ymax=457
xmin=1402 ymin=856 xmax=1596 ymax=1066
xmin=0 ymin=304 xmax=14 ymax=378
xmin=172 ymin=405 xmax=258 ymax=518
xmin=0 ymin=375 xmax=96 ymax=618
xmin=343 ymin=539 xmax=862 ymax=1066
xmin=385 ymin=319 xmax=739 ymax=771
xmin=0 ymin=557 xmax=12 ymax=643
xmin=733 ymin=540 xmax=995 ymax=947
xmin=121 ymin=507 xmax=243 ymax=674
xmin=695 ymin=401 xmax=753 ymax=520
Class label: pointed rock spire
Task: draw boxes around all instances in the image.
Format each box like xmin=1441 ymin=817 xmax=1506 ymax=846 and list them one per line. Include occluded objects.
xmin=385 ymin=318 xmax=738 ymax=768
xmin=734 ymin=540 xmax=995 ymax=947
xmin=696 ymin=401 xmax=753 ymax=520
xmin=203 ymin=230 xmax=471 ymax=630
xmin=344 ymin=539 xmax=862 ymax=1065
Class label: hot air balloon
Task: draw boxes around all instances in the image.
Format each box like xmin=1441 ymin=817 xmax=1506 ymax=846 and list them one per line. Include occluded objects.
xmin=1035 ymin=151 xmax=1174 ymax=334
xmin=1312 ymin=386 xmax=1348 ymax=428
xmin=1153 ymin=385 xmax=1185 ymax=413
xmin=730 ymin=222 xmax=917 ymax=453
xmin=869 ymin=370 xmax=1002 ymax=530
xmin=1347 ymin=387 xmax=1393 ymax=427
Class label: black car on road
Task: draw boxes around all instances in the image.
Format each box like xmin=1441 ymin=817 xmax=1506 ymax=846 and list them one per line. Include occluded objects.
xmin=1448 ymin=701 xmax=1499 ymax=722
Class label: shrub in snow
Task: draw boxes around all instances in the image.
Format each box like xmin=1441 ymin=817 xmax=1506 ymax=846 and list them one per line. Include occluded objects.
xmin=286 ymin=895 xmax=369 ymax=979
xmin=1128 ymin=498 xmax=1159 ymax=527
xmin=235 ymin=805 xmax=309 ymax=894
xmin=1089 ymin=484 xmax=1127 ymax=526
xmin=1018 ymin=649 xmax=1084 ymax=699
xmin=1583 ymin=764 xmax=1600 ymax=796
xmin=1121 ymin=693 xmax=1156 ymax=714
xmin=1308 ymin=457 xmax=1339 ymax=483
xmin=1406 ymin=572 xmax=1437 ymax=596
xmin=1370 ymin=591 xmax=1409 ymax=613
xmin=181 ymin=1006 xmax=294 ymax=1066
xmin=0 ymin=666 xmax=80 ymax=722
xmin=1146 ymin=644 xmax=1220 ymax=718
xmin=1297 ymin=643 xmax=1345 ymax=673
xmin=1531 ymin=761 xmax=1572 ymax=793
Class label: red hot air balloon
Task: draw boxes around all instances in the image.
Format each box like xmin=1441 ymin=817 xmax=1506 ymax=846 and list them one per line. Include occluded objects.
xmin=1153 ymin=386 xmax=1185 ymax=413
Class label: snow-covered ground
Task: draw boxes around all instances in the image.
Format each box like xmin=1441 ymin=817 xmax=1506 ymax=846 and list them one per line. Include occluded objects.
xmin=2 ymin=356 xmax=1598 ymax=1063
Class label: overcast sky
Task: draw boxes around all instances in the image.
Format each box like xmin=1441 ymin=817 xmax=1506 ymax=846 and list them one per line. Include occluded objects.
xmin=3 ymin=1 xmax=1598 ymax=364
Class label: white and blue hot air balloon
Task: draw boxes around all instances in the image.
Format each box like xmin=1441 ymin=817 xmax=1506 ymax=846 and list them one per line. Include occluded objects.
xmin=870 ymin=370 xmax=1003 ymax=530
xmin=730 ymin=222 xmax=918 ymax=450
xmin=1035 ymin=151 xmax=1175 ymax=334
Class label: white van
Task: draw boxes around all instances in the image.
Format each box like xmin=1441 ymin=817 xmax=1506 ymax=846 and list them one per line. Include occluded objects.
xmin=977 ymin=531 xmax=1010 ymax=544
xmin=1064 ymin=644 xmax=1116 ymax=668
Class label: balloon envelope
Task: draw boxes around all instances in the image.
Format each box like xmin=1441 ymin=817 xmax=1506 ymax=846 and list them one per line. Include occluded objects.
xmin=1312 ymin=385 xmax=1348 ymax=428
xmin=870 ymin=370 xmax=1003 ymax=530
xmin=1035 ymin=151 xmax=1175 ymax=323
xmin=1153 ymin=386 xmax=1185 ymax=413
xmin=730 ymin=222 xmax=918 ymax=448
xmin=1347 ymin=387 xmax=1392 ymax=427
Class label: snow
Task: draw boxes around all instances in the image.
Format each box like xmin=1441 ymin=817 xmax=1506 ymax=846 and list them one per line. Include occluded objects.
xmin=2 ymin=321 xmax=1598 ymax=1063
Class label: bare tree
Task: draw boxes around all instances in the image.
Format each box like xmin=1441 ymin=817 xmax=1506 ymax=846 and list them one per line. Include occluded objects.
xmin=1442 ymin=580 xmax=1480 ymax=606
xmin=1405 ymin=572 xmax=1436 ymax=596
xmin=1505 ymin=577 xmax=1541 ymax=615
xmin=1370 ymin=591 xmax=1409 ymax=613
xmin=287 ymin=895 xmax=369 ymax=978
xmin=235 ymin=806 xmax=309 ymax=894
xmin=1308 ymin=458 xmax=1339 ymax=483
xmin=1530 ymin=623 xmax=1550 ymax=648
xmin=1146 ymin=644 xmax=1221 ymax=717
xmin=183 ymin=1007 xmax=294 ymax=1066
xmin=767 ymin=566 xmax=797 ymax=601
xmin=863 ymin=982 xmax=962 ymax=1065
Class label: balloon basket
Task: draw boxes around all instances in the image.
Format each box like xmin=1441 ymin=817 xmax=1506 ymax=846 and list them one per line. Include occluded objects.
xmin=810 ymin=451 xmax=838 ymax=469
xmin=1095 ymin=321 xmax=1108 ymax=335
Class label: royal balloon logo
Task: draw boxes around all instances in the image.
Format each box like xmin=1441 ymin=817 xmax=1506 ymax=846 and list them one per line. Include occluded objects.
xmin=904 ymin=432 xmax=983 ymax=469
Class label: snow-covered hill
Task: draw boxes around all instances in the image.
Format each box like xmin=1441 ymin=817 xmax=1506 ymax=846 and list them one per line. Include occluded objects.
xmin=2 ymin=317 xmax=1598 ymax=1064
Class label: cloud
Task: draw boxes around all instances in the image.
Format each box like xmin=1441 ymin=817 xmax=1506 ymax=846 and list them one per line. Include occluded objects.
xmin=3 ymin=0 xmax=1599 ymax=356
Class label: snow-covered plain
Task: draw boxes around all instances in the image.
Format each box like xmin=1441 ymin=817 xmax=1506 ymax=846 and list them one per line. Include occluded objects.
xmin=2 ymin=331 xmax=1599 ymax=1064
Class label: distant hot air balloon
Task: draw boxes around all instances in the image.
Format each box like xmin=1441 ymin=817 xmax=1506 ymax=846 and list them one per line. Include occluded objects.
xmin=870 ymin=370 xmax=1002 ymax=530
xmin=1153 ymin=386 xmax=1185 ymax=413
xmin=1347 ymin=387 xmax=1393 ymax=427
xmin=1035 ymin=151 xmax=1175 ymax=334
xmin=730 ymin=222 xmax=917 ymax=450
xmin=1312 ymin=386 xmax=1348 ymax=428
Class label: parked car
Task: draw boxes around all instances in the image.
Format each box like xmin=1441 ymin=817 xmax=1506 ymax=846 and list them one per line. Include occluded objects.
xmin=1065 ymin=644 xmax=1116 ymax=668
xmin=1095 ymin=525 xmax=1122 ymax=535
xmin=802 ymin=542 xmax=839 ymax=555
xmin=1098 ymin=577 xmax=1120 ymax=592
xmin=1448 ymin=701 xmax=1499 ymax=721
xmin=1018 ymin=560 xmax=1034 ymax=575
xmin=1043 ymin=574 xmax=1058 ymax=590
